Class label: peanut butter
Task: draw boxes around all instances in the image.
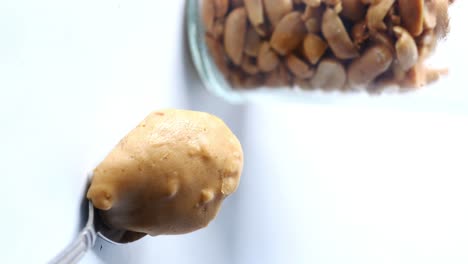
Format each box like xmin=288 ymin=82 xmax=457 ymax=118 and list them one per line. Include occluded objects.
xmin=87 ymin=109 xmax=243 ymax=241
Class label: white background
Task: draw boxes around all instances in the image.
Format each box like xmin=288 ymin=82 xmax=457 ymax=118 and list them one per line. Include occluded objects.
xmin=0 ymin=1 xmax=467 ymax=263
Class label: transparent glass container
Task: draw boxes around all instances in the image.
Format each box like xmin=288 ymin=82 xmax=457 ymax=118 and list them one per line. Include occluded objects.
xmin=187 ymin=0 xmax=467 ymax=110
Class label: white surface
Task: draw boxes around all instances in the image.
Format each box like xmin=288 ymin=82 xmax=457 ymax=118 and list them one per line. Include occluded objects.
xmin=1 ymin=0 xmax=468 ymax=264
xmin=238 ymin=104 xmax=468 ymax=264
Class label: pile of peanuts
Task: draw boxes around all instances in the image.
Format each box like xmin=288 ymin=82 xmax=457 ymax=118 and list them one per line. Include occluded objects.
xmin=202 ymin=0 xmax=454 ymax=93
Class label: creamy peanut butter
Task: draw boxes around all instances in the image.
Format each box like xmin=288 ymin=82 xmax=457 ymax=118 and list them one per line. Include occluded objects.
xmin=87 ymin=109 xmax=243 ymax=241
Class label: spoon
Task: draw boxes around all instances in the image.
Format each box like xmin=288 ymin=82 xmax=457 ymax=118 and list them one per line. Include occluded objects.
xmin=49 ymin=198 xmax=146 ymax=263
xmin=48 ymin=201 xmax=115 ymax=264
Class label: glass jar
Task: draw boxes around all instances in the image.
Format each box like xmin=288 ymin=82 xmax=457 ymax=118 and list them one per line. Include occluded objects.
xmin=187 ymin=0 xmax=463 ymax=106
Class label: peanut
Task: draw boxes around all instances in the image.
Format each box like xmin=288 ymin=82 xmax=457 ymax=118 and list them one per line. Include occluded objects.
xmin=321 ymin=8 xmax=359 ymax=59
xmin=258 ymin=42 xmax=280 ymax=72
xmin=367 ymin=0 xmax=395 ymax=32
xmin=398 ymin=0 xmax=424 ymax=36
xmin=205 ymin=35 xmax=230 ymax=78
xmin=214 ymin=0 xmax=229 ymax=18
xmin=224 ymin=7 xmax=248 ymax=65
xmin=245 ymin=0 xmax=264 ymax=27
xmin=244 ymin=26 xmax=262 ymax=57
xmin=423 ymin=2 xmax=437 ymax=30
xmin=302 ymin=6 xmax=323 ymax=32
xmin=394 ymin=26 xmax=418 ymax=71
xmin=201 ymin=0 xmax=452 ymax=93
xmin=348 ymin=44 xmax=393 ymax=87
xmin=303 ymin=34 xmax=328 ymax=64
xmin=202 ymin=0 xmax=216 ymax=34
xmin=265 ymin=63 xmax=292 ymax=87
xmin=303 ymin=0 xmax=321 ymax=7
xmin=311 ymin=59 xmax=347 ymax=90
xmin=270 ymin=12 xmax=307 ymax=55
xmin=211 ymin=19 xmax=225 ymax=39
xmin=285 ymin=54 xmax=316 ymax=79
xmin=264 ymin=0 xmax=294 ymax=27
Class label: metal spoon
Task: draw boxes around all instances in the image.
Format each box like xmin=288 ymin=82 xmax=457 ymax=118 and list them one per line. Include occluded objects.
xmin=48 ymin=201 xmax=116 ymax=264
xmin=49 ymin=200 xmax=147 ymax=264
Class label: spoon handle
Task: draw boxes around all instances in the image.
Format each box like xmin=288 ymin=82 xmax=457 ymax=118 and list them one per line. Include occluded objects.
xmin=49 ymin=202 xmax=97 ymax=264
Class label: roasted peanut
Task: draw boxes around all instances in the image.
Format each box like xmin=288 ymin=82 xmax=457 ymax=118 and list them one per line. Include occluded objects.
xmin=367 ymin=0 xmax=395 ymax=32
xmin=202 ymin=0 xmax=451 ymax=92
xmin=392 ymin=62 xmax=407 ymax=82
xmin=270 ymin=12 xmax=307 ymax=55
xmin=311 ymin=59 xmax=347 ymax=90
xmin=244 ymin=27 xmax=262 ymax=57
xmin=214 ymin=0 xmax=229 ymax=18
xmin=398 ymin=0 xmax=424 ymax=36
xmin=322 ymin=8 xmax=359 ymax=59
xmin=423 ymin=2 xmax=437 ymax=30
xmin=202 ymin=0 xmax=216 ymax=34
xmin=394 ymin=26 xmax=418 ymax=71
xmin=285 ymin=54 xmax=316 ymax=79
xmin=303 ymin=34 xmax=328 ymax=64
xmin=211 ymin=19 xmax=225 ymax=39
xmin=245 ymin=0 xmax=264 ymax=27
xmin=303 ymin=0 xmax=321 ymax=7
xmin=205 ymin=35 xmax=230 ymax=78
xmin=264 ymin=0 xmax=294 ymax=27
xmin=265 ymin=63 xmax=292 ymax=87
xmin=348 ymin=44 xmax=393 ymax=87
xmin=224 ymin=7 xmax=248 ymax=65
xmin=302 ymin=6 xmax=323 ymax=32
xmin=258 ymin=42 xmax=280 ymax=72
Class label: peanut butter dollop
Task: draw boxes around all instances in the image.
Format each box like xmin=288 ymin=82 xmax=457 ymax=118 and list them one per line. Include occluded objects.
xmin=87 ymin=109 xmax=243 ymax=242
